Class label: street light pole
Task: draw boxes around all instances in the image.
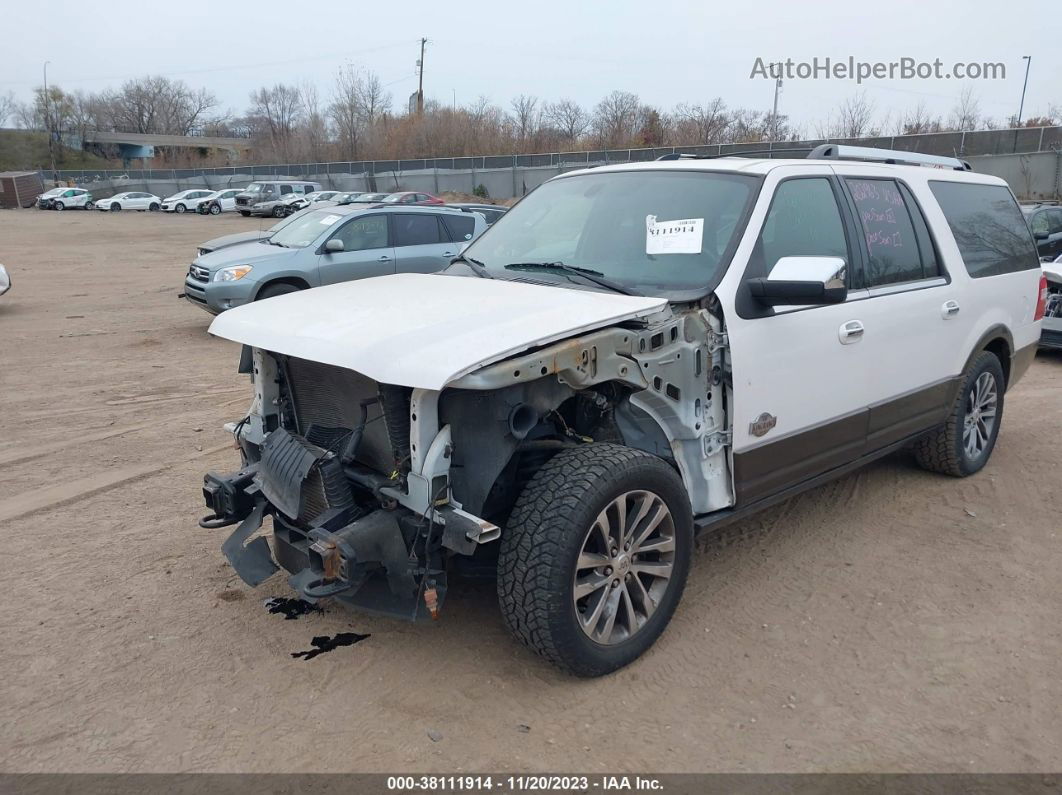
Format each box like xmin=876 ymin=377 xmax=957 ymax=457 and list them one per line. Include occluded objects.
xmin=1016 ymin=55 xmax=1031 ymax=126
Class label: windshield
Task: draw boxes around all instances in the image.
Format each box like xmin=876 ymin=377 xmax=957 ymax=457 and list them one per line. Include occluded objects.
xmin=244 ymin=183 xmax=267 ymax=194
xmin=465 ymin=170 xmax=759 ymax=295
xmin=268 ymin=209 xmax=344 ymax=248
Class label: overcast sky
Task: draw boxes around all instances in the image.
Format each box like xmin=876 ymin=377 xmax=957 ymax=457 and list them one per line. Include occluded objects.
xmin=3 ymin=0 xmax=1059 ymax=135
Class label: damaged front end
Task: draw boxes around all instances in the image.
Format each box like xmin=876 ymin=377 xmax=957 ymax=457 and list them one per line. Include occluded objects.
xmin=202 ymin=351 xmax=499 ymax=621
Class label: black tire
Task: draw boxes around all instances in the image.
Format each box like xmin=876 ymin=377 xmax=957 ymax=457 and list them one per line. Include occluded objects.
xmin=54 ymin=201 xmax=65 ymax=211
xmin=209 ymin=203 xmax=221 ymax=215
xmin=913 ymin=351 xmax=1005 ymax=477
xmin=497 ymin=443 xmax=693 ymax=677
xmin=239 ymin=211 xmax=251 ymax=217
xmin=111 ymin=202 xmax=121 ymax=212
xmin=175 ymin=203 xmax=187 ymax=214
xmin=149 ymin=202 xmax=160 ymax=212
xmin=272 ymin=205 xmax=286 ymax=218
xmin=255 ymin=282 xmax=301 ymax=301
xmin=85 ymin=201 xmax=95 ymax=210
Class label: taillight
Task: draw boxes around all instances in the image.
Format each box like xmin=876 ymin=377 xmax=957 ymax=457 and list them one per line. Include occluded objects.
xmin=1034 ymin=274 xmax=1048 ymax=321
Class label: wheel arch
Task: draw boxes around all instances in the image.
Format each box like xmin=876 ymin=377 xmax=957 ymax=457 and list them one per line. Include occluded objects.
xmin=964 ymin=324 xmax=1014 ymax=390
xmin=250 ymin=275 xmax=311 ymax=300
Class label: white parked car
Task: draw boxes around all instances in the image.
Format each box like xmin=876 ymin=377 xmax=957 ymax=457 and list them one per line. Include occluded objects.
xmin=96 ymin=192 xmax=163 ymax=212
xmin=161 ymin=190 xmax=215 ymax=214
xmin=195 ymin=189 xmax=245 ymax=215
xmin=37 ymin=187 xmax=93 ymax=210
xmin=0 ymin=265 xmax=10 ymax=297
xmin=201 ymin=145 xmax=1045 ymax=676
xmin=1040 ymin=258 xmax=1062 ymax=350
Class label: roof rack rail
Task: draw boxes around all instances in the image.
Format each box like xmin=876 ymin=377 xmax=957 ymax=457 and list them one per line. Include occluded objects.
xmin=656 ymin=148 xmax=813 ymax=161
xmin=807 ymin=143 xmax=971 ymax=171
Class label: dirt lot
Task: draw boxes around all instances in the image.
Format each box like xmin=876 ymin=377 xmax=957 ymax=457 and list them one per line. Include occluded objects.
xmin=1 ymin=210 xmax=1060 ymax=774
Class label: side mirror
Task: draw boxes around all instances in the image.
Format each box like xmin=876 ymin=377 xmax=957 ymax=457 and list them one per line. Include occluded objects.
xmin=747 ymin=256 xmax=847 ymax=306
xmin=323 ymin=239 xmax=345 ymax=253
xmin=1033 ymin=230 xmax=1050 ymax=240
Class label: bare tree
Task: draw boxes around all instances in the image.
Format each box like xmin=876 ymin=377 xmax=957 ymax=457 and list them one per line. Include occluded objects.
xmin=593 ymin=90 xmax=640 ymax=148
xmin=895 ymin=101 xmax=942 ymax=135
xmin=674 ymin=98 xmax=729 ymax=144
xmin=818 ymin=92 xmax=877 ymax=138
xmin=248 ymin=84 xmax=303 ymax=160
xmin=542 ymin=98 xmax=590 ymax=144
xmin=101 ymin=76 xmax=217 ymax=135
xmin=358 ymin=71 xmax=390 ymax=127
xmin=300 ymin=82 xmax=328 ymax=161
xmin=330 ymin=66 xmax=364 ymax=160
xmin=0 ymin=91 xmax=16 ymax=128
xmin=948 ymin=86 xmax=981 ymax=132
xmin=509 ymin=94 xmax=540 ymax=145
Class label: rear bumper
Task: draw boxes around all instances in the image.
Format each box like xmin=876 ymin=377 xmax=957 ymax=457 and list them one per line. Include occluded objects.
xmin=1039 ymin=325 xmax=1062 ymax=350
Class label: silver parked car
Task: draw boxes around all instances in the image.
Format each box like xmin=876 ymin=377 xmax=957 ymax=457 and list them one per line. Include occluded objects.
xmin=183 ymin=205 xmax=486 ymax=314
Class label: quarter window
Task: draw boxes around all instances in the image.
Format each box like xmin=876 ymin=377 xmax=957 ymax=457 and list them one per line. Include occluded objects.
xmin=928 ymin=181 xmax=1039 ymax=278
xmin=845 ymin=178 xmax=932 ymax=286
xmin=394 ymin=214 xmax=443 ymax=246
xmin=440 ymin=214 xmax=476 ymax=242
xmin=280 ymin=185 xmax=293 ymax=195
xmin=755 ymin=178 xmax=849 ymax=279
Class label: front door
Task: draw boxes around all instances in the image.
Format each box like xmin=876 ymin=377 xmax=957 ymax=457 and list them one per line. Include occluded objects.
xmin=316 ymin=213 xmax=396 ymax=286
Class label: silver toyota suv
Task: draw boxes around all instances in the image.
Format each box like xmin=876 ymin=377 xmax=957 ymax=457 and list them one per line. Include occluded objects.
xmin=183 ymin=206 xmax=487 ymax=313
xmin=199 ymin=146 xmax=1044 ymax=676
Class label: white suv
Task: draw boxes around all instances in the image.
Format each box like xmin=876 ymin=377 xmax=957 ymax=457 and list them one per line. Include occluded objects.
xmin=199 ymin=145 xmax=1045 ymax=676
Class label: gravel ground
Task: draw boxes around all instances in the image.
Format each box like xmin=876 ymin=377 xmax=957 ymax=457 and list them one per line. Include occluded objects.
xmin=1 ymin=210 xmax=1060 ymax=773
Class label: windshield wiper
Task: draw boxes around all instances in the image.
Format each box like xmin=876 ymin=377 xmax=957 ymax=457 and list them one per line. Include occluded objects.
xmin=504 ymin=262 xmax=634 ymax=295
xmin=449 ymin=254 xmax=494 ymax=279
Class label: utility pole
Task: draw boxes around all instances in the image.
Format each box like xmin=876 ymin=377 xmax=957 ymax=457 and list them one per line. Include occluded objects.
xmin=43 ymin=60 xmax=56 ymax=180
xmin=416 ymin=37 xmax=427 ymax=115
xmin=771 ymin=77 xmax=782 ymax=142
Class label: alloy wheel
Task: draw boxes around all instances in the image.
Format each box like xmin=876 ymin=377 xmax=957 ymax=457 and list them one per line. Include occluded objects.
xmin=963 ymin=371 xmax=998 ymax=459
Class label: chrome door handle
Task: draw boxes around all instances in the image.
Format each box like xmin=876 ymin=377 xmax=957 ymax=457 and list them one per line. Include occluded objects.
xmin=839 ymin=320 xmax=864 ymax=344
xmin=942 ymin=300 xmax=961 ymax=318
xmin=377 ymin=255 xmax=393 ymax=262
xmin=442 ymin=251 xmax=454 ymax=257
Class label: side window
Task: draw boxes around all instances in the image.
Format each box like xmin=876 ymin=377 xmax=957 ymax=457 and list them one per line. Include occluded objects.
xmin=1029 ymin=211 xmax=1050 ymax=236
xmin=280 ymin=185 xmax=293 ymax=195
xmin=1047 ymin=209 xmax=1062 ymax=234
xmin=394 ymin=214 xmax=444 ymax=246
xmin=440 ymin=214 xmax=476 ymax=242
xmin=262 ymin=184 xmax=276 ymax=196
xmin=332 ymin=215 xmax=389 ymax=251
xmin=929 ymin=182 xmax=1039 ymax=278
xmin=755 ymin=178 xmax=849 ymax=278
xmin=845 ymin=178 xmax=932 ymax=286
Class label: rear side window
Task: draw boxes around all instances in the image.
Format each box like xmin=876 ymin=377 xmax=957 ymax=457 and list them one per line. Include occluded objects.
xmin=1048 ymin=209 xmax=1062 ymax=234
xmin=280 ymin=185 xmax=293 ymax=195
xmin=441 ymin=214 xmax=476 ymax=241
xmin=394 ymin=214 xmax=443 ymax=246
xmin=929 ymin=182 xmax=1039 ymax=278
xmin=845 ymin=178 xmax=939 ymax=286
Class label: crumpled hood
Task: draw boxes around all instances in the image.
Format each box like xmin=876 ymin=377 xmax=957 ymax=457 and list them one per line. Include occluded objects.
xmin=208 ymin=272 xmax=668 ymax=389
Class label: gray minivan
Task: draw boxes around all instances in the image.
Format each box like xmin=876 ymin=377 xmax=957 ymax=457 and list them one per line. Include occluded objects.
xmin=235 ymin=180 xmax=323 ymax=218
xmin=184 ymin=206 xmax=487 ymax=314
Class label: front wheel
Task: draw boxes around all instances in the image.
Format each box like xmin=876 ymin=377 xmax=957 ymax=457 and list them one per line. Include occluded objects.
xmin=209 ymin=203 xmax=221 ymax=215
xmin=272 ymin=205 xmax=286 ymax=218
xmin=497 ymin=443 xmax=693 ymax=677
xmin=54 ymin=201 xmax=65 ymax=211
xmin=85 ymin=201 xmax=95 ymax=210
xmin=239 ymin=211 xmax=250 ymax=217
xmin=111 ymin=203 xmax=121 ymax=212
xmin=255 ymin=282 xmax=301 ymax=301
xmin=914 ymin=351 xmax=1005 ymax=477
xmin=149 ymin=202 xmax=159 ymax=212
xmin=175 ymin=203 xmax=186 ymax=214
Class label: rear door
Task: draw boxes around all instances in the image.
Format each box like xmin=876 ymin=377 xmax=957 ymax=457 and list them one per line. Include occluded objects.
xmin=316 ymin=213 xmax=396 ymax=285
xmin=393 ymin=213 xmax=457 ymax=273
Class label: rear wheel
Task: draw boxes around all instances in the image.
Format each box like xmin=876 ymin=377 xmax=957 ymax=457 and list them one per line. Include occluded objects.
xmin=914 ymin=351 xmax=1005 ymax=477
xmin=175 ymin=203 xmax=186 ymax=214
xmin=272 ymin=205 xmax=286 ymax=218
xmin=85 ymin=201 xmax=95 ymax=210
xmin=497 ymin=443 xmax=692 ymax=677
xmin=256 ymin=282 xmax=301 ymax=301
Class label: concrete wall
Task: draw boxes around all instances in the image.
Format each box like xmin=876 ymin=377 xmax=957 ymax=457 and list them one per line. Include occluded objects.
xmin=67 ymin=152 xmax=1062 ymax=204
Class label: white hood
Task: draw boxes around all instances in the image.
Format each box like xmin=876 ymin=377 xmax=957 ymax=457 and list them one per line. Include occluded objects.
xmin=1043 ymin=260 xmax=1062 ymax=283
xmin=208 ymin=273 xmax=668 ymax=389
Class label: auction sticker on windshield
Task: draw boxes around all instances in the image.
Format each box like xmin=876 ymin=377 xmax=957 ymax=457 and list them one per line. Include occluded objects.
xmin=646 ymin=215 xmax=703 ymax=255
xmin=319 ymin=214 xmax=341 ymax=226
